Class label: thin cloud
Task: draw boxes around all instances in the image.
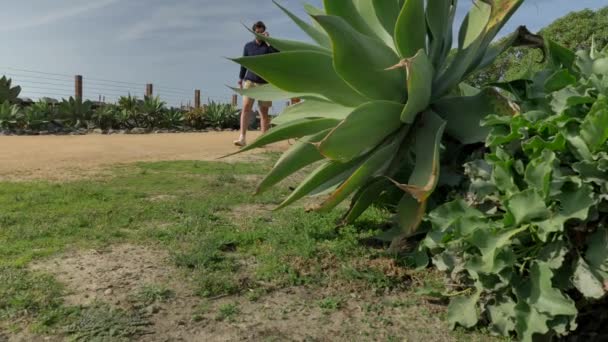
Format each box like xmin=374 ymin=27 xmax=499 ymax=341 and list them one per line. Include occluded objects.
xmin=0 ymin=0 xmax=121 ymax=32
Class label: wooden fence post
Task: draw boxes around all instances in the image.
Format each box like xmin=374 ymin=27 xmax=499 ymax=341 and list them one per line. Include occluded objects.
xmin=145 ymin=83 xmax=153 ymax=97
xmin=75 ymin=75 xmax=83 ymax=100
xmin=232 ymin=94 xmax=238 ymax=107
xmin=194 ymin=90 xmax=201 ymax=109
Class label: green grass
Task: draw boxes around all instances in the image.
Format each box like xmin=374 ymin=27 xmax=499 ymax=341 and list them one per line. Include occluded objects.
xmin=0 ymin=154 xmax=494 ymax=340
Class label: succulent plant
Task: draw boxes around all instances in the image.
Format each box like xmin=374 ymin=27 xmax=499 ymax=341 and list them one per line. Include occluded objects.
xmin=230 ymin=0 xmax=538 ymax=247
xmin=0 ymin=76 xmax=22 ymax=104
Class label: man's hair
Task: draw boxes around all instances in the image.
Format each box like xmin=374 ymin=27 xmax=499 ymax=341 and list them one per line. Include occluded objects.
xmin=252 ymin=21 xmax=266 ymax=32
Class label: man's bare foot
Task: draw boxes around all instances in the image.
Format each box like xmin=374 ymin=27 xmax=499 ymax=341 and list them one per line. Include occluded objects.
xmin=233 ymin=137 xmax=247 ymax=147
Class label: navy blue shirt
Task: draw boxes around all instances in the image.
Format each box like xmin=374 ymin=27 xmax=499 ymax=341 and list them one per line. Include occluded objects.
xmin=239 ymin=40 xmax=278 ymax=84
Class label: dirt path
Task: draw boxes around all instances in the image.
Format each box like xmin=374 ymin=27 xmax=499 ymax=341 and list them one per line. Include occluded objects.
xmin=0 ymin=132 xmax=286 ymax=181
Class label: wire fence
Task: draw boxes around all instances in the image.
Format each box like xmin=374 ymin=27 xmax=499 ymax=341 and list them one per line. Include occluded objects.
xmin=0 ymin=66 xmax=235 ymax=108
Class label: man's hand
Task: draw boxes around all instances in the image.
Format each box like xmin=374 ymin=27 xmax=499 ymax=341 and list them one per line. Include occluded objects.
xmin=238 ymin=80 xmax=243 ymax=89
xmin=263 ymin=32 xmax=271 ymax=46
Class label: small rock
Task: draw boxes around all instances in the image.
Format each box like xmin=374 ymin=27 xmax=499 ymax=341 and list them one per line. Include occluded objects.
xmin=104 ymin=288 xmax=113 ymax=295
xmin=130 ymin=127 xmax=146 ymax=134
xmin=177 ymin=320 xmax=186 ymax=326
xmin=146 ymin=305 xmax=161 ymax=315
xmin=92 ymin=128 xmax=103 ymax=135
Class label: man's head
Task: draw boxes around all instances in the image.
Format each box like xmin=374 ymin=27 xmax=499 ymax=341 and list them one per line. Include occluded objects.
xmin=253 ymin=21 xmax=267 ymax=43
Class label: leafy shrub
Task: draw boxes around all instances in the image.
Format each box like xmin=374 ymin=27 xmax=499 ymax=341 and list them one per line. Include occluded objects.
xmin=0 ymin=101 xmax=21 ymax=130
xmin=92 ymin=104 xmax=121 ymax=130
xmin=424 ymin=43 xmax=608 ymax=340
xmin=204 ymin=101 xmax=239 ymax=129
xmin=184 ymin=107 xmax=206 ymax=129
xmin=159 ymin=108 xmax=184 ymax=129
xmin=58 ymin=97 xmax=94 ymax=128
xmin=0 ymin=76 xmax=21 ymax=104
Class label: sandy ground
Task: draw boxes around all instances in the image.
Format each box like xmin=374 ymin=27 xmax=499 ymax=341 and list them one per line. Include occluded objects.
xmin=0 ymin=132 xmax=286 ymax=181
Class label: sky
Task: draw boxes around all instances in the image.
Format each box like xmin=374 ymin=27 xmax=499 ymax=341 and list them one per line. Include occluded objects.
xmin=1 ymin=0 xmax=606 ymax=108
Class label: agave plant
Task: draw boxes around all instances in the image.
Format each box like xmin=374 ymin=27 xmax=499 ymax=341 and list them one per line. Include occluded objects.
xmin=0 ymin=101 xmax=21 ymax=130
xmin=0 ymin=76 xmax=22 ymax=104
xmin=204 ymin=101 xmax=240 ymax=129
xmin=19 ymin=101 xmax=54 ymax=130
xmin=230 ymin=0 xmax=538 ymax=247
xmin=58 ymin=97 xmax=94 ymax=128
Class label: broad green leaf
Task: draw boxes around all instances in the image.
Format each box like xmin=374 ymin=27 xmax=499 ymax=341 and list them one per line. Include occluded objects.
xmin=538 ymin=240 xmax=568 ymax=270
xmin=315 ymin=127 xmax=408 ymax=212
xmin=342 ymin=177 xmax=391 ymax=224
xmin=229 ymin=118 xmax=339 ymax=155
xmin=593 ymin=57 xmax=608 ymax=75
xmin=246 ymin=25 xmax=330 ymax=54
xmin=467 ymin=226 xmax=527 ymax=274
xmin=488 ymin=298 xmax=517 ymax=336
xmin=434 ymin=88 xmax=518 ymax=144
xmin=273 ymin=0 xmax=331 ymax=49
xmin=572 ymin=159 xmax=608 ymax=185
xmin=573 ymin=257 xmax=605 ymax=299
xmin=372 ymin=0 xmax=401 ymax=37
xmin=428 ymin=200 xmax=485 ymax=232
xmin=536 ymin=184 xmax=595 ymax=241
xmin=277 ymin=159 xmax=360 ymax=209
xmin=586 ymin=228 xmax=608 ymax=273
xmin=565 ymin=129 xmax=593 ymax=161
xmin=272 ymin=99 xmax=353 ymax=126
xmin=255 ymin=129 xmax=329 ymax=195
xmin=514 ymin=301 xmax=551 ymax=342
xmin=448 ymin=290 xmax=481 ymax=329
xmin=314 ymin=15 xmax=405 ymax=102
xmin=390 ymin=111 xmax=446 ymax=202
xmin=395 ymin=50 xmax=433 ymax=123
xmin=353 ymin=0 xmax=396 ymax=49
xmin=524 ymin=150 xmax=556 ymax=198
xmin=547 ymin=39 xmax=576 ymax=69
xmin=232 ymin=51 xmax=369 ymax=107
xmin=506 ymin=189 xmax=551 ymax=226
xmin=522 ymin=134 xmax=567 ymax=159
xmin=580 ymin=95 xmax=608 ymax=152
xmin=394 ymin=0 xmax=426 ymax=58
xmin=544 ymin=69 xmax=576 ymax=92
xmin=230 ymin=84 xmax=325 ymax=102
xmin=489 ymin=159 xmax=519 ymax=196
xmin=527 ymin=262 xmax=577 ymax=317
xmin=323 ymin=0 xmax=380 ymax=40
xmin=318 ymin=101 xmax=404 ymax=162
xmin=393 ymin=193 xmax=427 ymax=239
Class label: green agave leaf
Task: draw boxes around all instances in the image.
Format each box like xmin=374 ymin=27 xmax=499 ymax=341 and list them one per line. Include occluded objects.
xmin=273 ymin=0 xmax=331 ymax=49
xmin=318 ymin=101 xmax=404 ymax=162
xmin=580 ymin=95 xmax=608 ymax=152
xmin=277 ymin=159 xmax=361 ymax=209
xmin=394 ymin=50 xmax=433 ymax=123
xmin=458 ymin=1 xmax=491 ymax=50
xmin=315 ymin=127 xmax=409 ymax=212
xmin=353 ymin=0 xmax=396 ymax=49
xmin=272 ymin=98 xmax=353 ymax=126
xmin=434 ymin=87 xmax=518 ymax=144
xmin=246 ymin=26 xmax=330 ymax=55
xmin=506 ymin=189 xmax=551 ymax=226
xmin=231 ymin=51 xmax=369 ymax=107
xmin=323 ymin=0 xmax=380 ymax=41
xmin=342 ymin=177 xmax=391 ymax=224
xmin=524 ymin=150 xmax=556 ymax=199
xmin=426 ymin=0 xmax=453 ymax=68
xmin=229 ymin=118 xmax=339 ymax=155
xmin=303 ymin=3 xmax=328 ymax=33
xmin=448 ymin=290 xmax=481 ymax=329
xmin=372 ymin=0 xmax=401 ymax=38
xmin=392 ymin=193 xmax=428 ymax=242
xmin=481 ymin=0 xmax=525 ymax=45
xmin=394 ymin=0 xmax=426 ymax=59
xmin=255 ymin=129 xmax=330 ymax=195
xmin=390 ymin=111 xmax=446 ymax=202
xmin=314 ymin=15 xmax=405 ymax=102
xmin=229 ymin=84 xmax=325 ymax=102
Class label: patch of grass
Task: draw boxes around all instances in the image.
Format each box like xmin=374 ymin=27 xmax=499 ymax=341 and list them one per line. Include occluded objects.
xmin=317 ymin=296 xmax=344 ymax=312
xmin=215 ymin=303 xmax=240 ymax=322
xmin=130 ymin=285 xmax=175 ymax=306
xmin=64 ymin=303 xmax=151 ymax=341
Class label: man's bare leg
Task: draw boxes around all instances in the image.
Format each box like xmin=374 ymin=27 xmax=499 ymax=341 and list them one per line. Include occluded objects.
xmin=259 ymin=105 xmax=271 ymax=134
xmin=235 ymin=96 xmax=255 ymax=146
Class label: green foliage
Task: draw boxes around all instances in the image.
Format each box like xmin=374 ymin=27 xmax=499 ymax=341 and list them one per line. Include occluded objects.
xmin=92 ymin=104 xmax=121 ymax=130
xmin=425 ymin=43 xmax=608 ymax=341
xmin=184 ymin=107 xmax=206 ymax=129
xmin=58 ymin=97 xmax=94 ymax=128
xmin=471 ymin=6 xmax=608 ymax=85
xmin=0 ymin=101 xmax=22 ymax=130
xmin=230 ymin=0 xmax=527 ymax=244
xmin=203 ymin=101 xmax=240 ymax=129
xmin=0 ymin=76 xmax=22 ymax=104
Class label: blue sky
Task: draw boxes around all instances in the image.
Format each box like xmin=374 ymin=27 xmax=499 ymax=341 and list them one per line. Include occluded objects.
xmin=1 ymin=0 xmax=605 ymax=107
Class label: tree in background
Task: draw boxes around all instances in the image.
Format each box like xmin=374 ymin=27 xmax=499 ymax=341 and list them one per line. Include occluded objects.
xmin=470 ymin=6 xmax=608 ymax=85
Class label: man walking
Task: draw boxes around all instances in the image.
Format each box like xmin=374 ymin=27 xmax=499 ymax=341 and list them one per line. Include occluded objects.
xmin=234 ymin=21 xmax=278 ymax=147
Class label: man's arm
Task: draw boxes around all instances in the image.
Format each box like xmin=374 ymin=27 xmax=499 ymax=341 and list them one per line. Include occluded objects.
xmin=239 ymin=44 xmax=248 ymax=86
